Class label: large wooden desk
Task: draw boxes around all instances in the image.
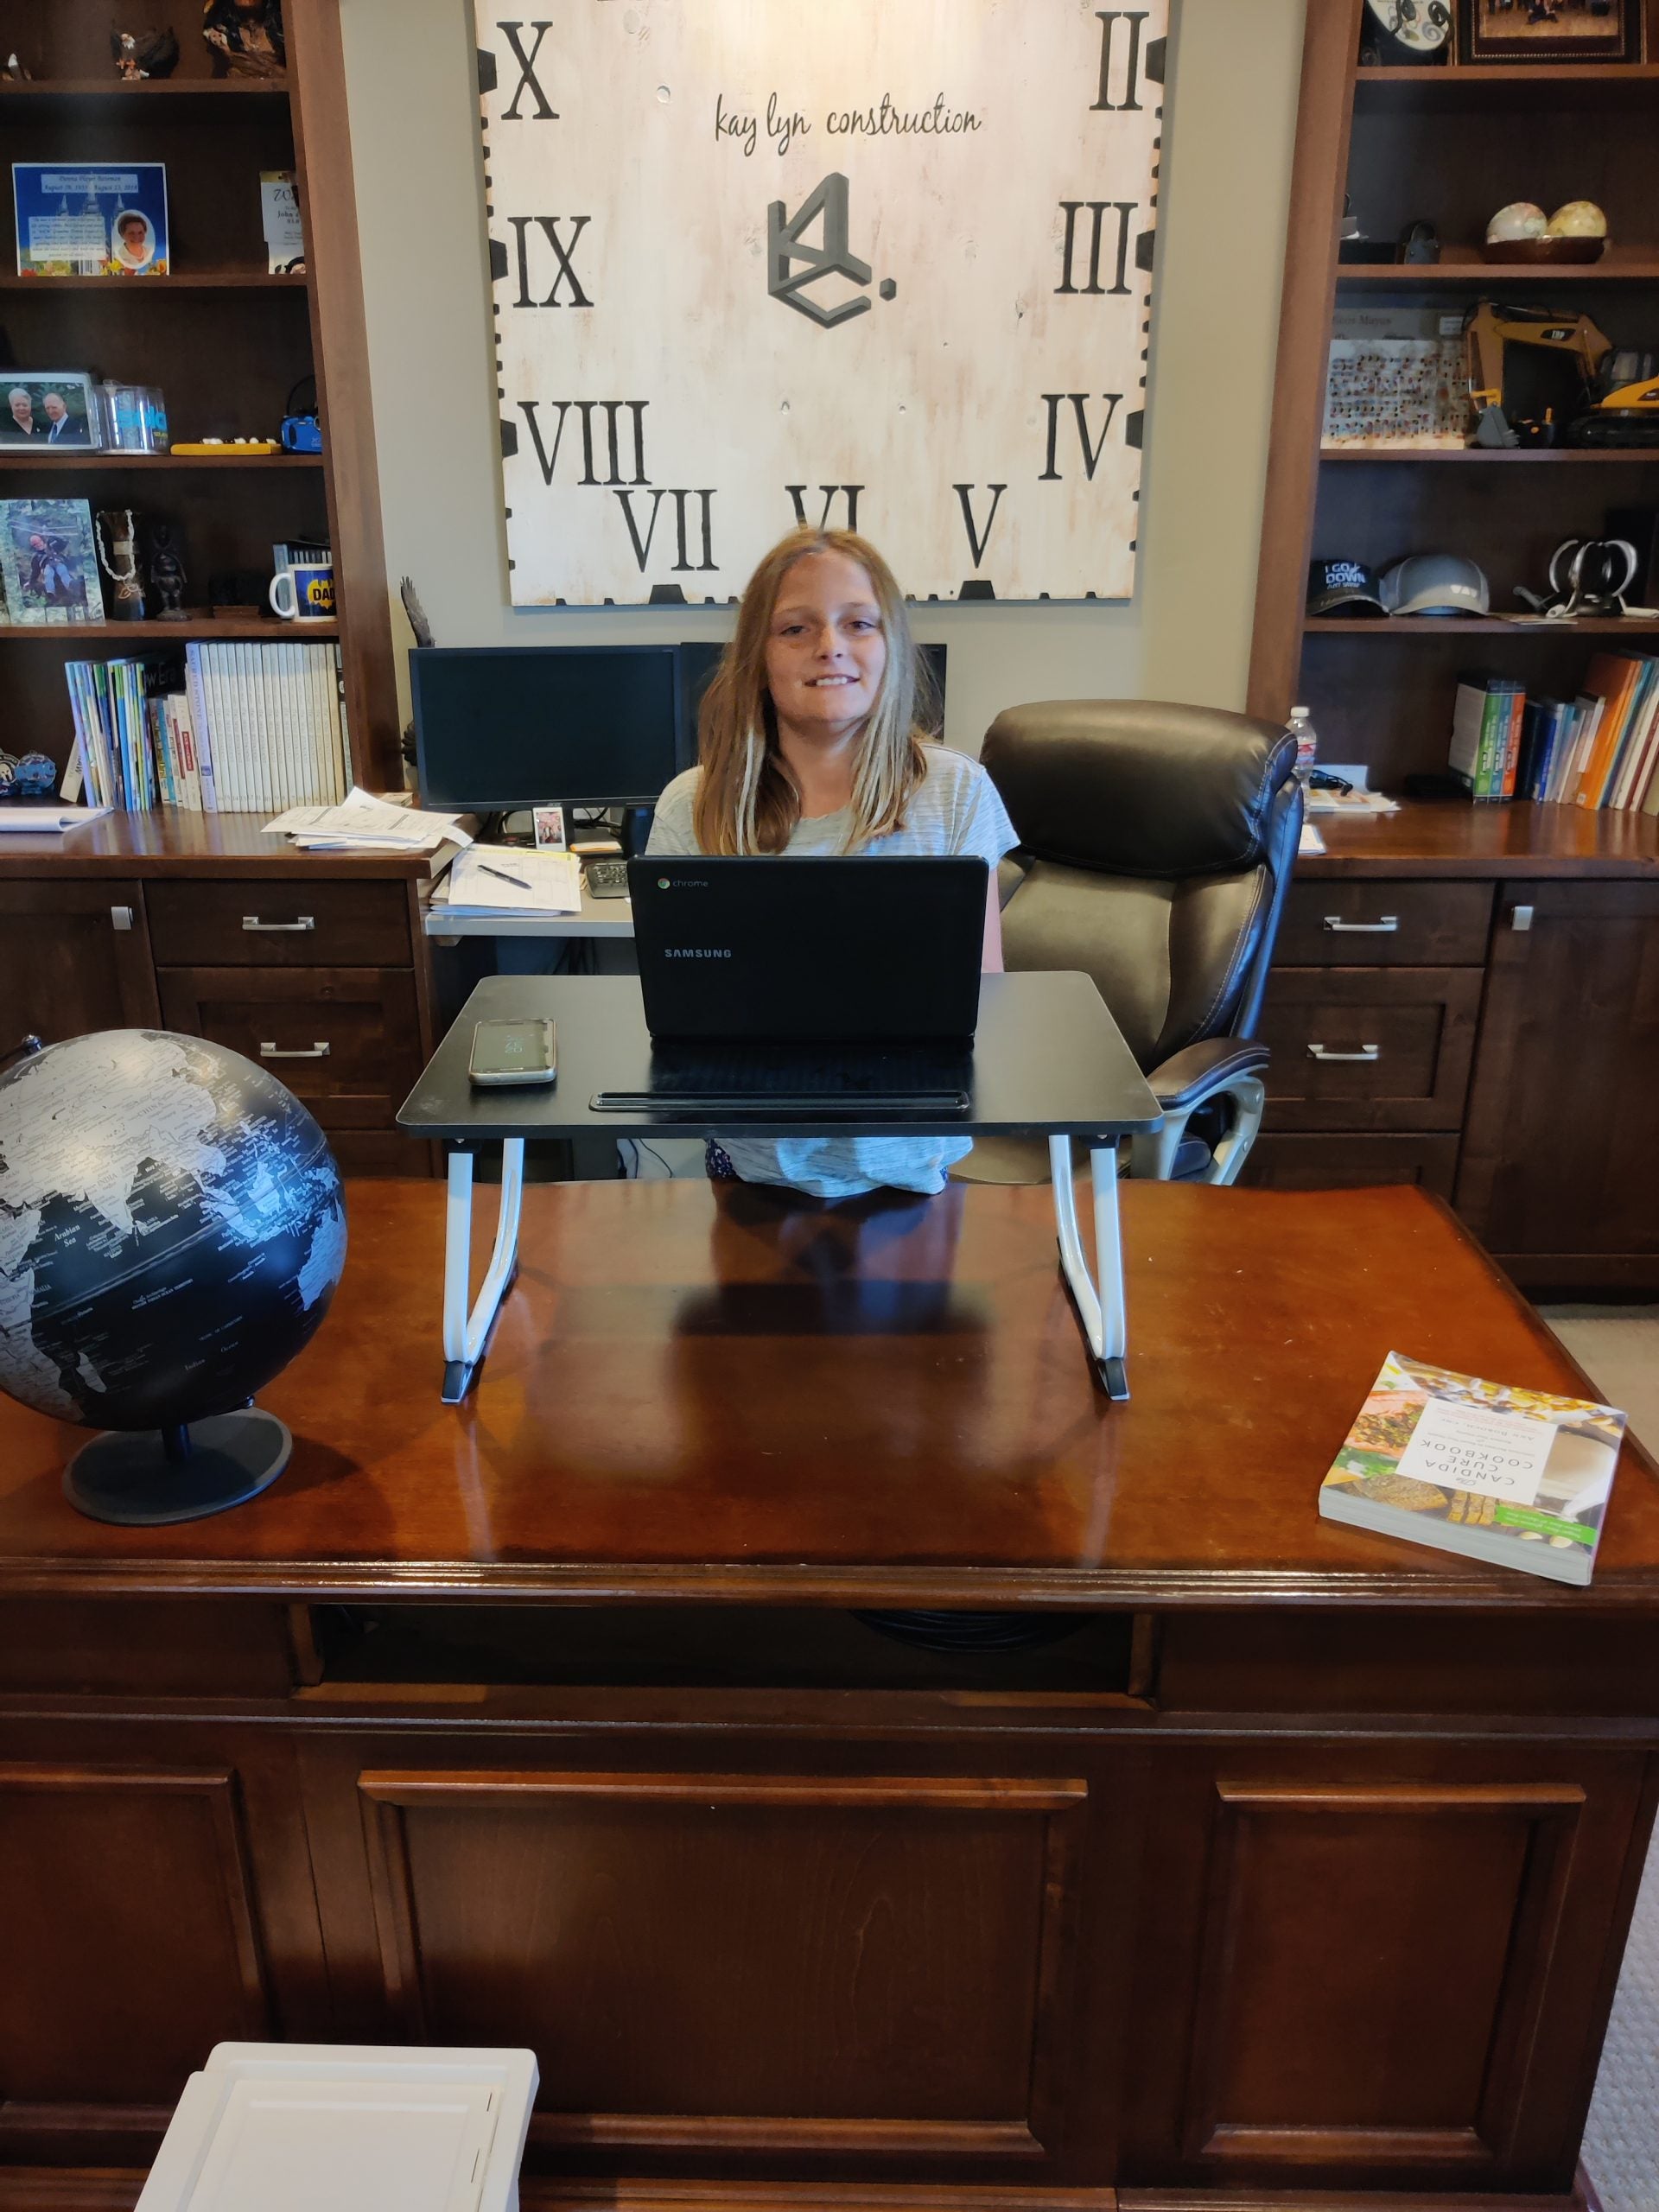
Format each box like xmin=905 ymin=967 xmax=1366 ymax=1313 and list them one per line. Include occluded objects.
xmin=1 ymin=1178 xmax=1656 ymax=2210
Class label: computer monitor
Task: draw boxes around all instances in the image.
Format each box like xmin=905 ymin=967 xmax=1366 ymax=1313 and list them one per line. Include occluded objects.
xmin=410 ymin=645 xmax=687 ymax=810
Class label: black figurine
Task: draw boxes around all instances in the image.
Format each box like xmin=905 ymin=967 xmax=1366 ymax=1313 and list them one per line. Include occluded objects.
xmin=111 ymin=26 xmax=181 ymax=78
xmin=148 ymin=520 xmax=188 ymax=620
xmin=202 ymin=0 xmax=284 ymax=77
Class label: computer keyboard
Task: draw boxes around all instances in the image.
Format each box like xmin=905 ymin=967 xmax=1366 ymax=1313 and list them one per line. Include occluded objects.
xmin=584 ymin=858 xmax=630 ymax=899
xmin=591 ymin=1044 xmax=973 ymax=1116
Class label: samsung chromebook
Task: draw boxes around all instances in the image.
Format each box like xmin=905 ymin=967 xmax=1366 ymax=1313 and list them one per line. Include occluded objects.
xmin=594 ymin=855 xmax=988 ymax=1116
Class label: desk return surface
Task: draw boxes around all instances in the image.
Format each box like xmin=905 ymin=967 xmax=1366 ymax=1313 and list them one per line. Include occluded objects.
xmin=0 ymin=1180 xmax=1656 ymax=2209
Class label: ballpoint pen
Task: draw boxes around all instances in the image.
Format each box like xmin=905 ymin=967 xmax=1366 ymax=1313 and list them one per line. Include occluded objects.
xmin=475 ymin=858 xmax=532 ymax=889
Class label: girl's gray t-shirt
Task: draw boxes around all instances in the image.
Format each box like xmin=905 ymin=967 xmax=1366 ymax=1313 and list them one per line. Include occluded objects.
xmin=645 ymin=745 xmax=1019 ymax=1198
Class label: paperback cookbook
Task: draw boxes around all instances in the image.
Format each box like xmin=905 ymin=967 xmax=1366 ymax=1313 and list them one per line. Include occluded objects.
xmin=1320 ymin=1351 xmax=1627 ymax=1587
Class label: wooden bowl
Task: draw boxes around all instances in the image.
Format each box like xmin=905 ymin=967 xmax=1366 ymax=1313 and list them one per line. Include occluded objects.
xmin=1482 ymin=237 xmax=1606 ymax=264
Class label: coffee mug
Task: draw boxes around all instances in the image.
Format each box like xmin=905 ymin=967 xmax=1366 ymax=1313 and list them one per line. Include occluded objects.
xmin=270 ymin=560 xmax=334 ymax=621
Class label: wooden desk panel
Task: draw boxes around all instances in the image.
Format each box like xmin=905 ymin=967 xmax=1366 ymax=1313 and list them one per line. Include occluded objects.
xmin=0 ymin=1180 xmax=1655 ymax=2208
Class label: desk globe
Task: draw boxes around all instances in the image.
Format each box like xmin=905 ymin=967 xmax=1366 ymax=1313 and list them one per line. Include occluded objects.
xmin=0 ymin=1030 xmax=346 ymax=1523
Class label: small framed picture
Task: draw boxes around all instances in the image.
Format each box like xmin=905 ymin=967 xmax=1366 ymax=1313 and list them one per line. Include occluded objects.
xmin=0 ymin=372 xmax=103 ymax=448
xmin=1463 ymin=0 xmax=1642 ymax=65
xmin=12 ymin=162 xmax=170 ymax=277
xmin=533 ymin=804 xmax=568 ymax=850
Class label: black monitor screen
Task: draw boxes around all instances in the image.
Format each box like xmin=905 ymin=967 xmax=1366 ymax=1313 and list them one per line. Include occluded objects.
xmin=411 ymin=645 xmax=685 ymax=810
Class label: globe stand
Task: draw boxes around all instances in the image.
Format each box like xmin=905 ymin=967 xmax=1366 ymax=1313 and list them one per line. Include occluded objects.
xmin=64 ymin=1411 xmax=293 ymax=1526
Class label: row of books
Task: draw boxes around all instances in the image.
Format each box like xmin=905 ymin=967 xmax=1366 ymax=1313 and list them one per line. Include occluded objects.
xmin=65 ymin=641 xmax=350 ymax=813
xmin=1451 ymin=657 xmax=1659 ymax=812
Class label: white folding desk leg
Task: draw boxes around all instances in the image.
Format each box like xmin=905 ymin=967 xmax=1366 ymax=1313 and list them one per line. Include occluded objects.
xmin=1050 ymin=1135 xmax=1129 ymax=1402
xmin=441 ymin=1139 xmax=524 ymax=1403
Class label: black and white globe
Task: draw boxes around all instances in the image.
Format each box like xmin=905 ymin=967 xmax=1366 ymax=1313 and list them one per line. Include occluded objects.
xmin=0 ymin=1031 xmax=345 ymax=1471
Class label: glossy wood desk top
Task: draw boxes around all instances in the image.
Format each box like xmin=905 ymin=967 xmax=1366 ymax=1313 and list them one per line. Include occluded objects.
xmin=0 ymin=809 xmax=456 ymax=878
xmin=3 ymin=1179 xmax=1656 ymax=1610
xmin=1300 ymin=798 xmax=1659 ymax=877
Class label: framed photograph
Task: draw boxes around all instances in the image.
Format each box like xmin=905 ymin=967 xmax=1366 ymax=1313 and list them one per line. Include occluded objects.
xmin=11 ymin=162 xmax=170 ymax=277
xmin=1463 ymin=0 xmax=1643 ymax=65
xmin=0 ymin=497 xmax=105 ymax=625
xmin=0 ymin=372 xmax=103 ymax=448
xmin=532 ymin=805 xmax=568 ymax=850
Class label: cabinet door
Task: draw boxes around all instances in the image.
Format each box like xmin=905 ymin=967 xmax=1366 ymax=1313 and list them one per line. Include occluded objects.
xmin=1121 ymin=1741 xmax=1653 ymax=2197
xmin=300 ymin=1730 xmax=1146 ymax=2186
xmin=1458 ymin=880 xmax=1659 ymax=1273
xmin=0 ymin=880 xmax=159 ymax=1046
xmin=0 ymin=1721 xmax=324 ymax=2167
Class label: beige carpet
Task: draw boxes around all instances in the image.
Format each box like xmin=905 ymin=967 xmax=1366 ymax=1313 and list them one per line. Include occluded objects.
xmin=1542 ymin=1306 xmax=1659 ymax=2212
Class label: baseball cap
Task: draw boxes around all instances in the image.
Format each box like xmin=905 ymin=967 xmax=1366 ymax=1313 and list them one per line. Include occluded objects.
xmin=1307 ymin=557 xmax=1388 ymax=618
xmin=1381 ymin=554 xmax=1491 ymax=618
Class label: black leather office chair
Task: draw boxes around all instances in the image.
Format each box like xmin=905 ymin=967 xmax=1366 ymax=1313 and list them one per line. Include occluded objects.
xmin=973 ymin=699 xmax=1301 ymax=1184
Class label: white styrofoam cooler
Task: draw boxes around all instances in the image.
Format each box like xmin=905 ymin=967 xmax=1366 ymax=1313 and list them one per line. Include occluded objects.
xmin=134 ymin=2044 xmax=539 ymax=2212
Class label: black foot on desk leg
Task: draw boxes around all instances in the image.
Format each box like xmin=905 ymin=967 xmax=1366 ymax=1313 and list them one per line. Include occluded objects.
xmin=1098 ymin=1356 xmax=1129 ymax=1402
xmin=442 ymin=1357 xmax=480 ymax=1406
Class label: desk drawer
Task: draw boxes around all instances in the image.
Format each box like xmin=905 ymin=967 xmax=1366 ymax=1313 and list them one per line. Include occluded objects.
xmin=147 ymin=878 xmax=412 ymax=967
xmin=156 ymin=965 xmax=423 ymax=1133
xmin=1277 ymin=880 xmax=1492 ymax=966
xmin=1260 ymin=968 xmax=1481 ymax=1131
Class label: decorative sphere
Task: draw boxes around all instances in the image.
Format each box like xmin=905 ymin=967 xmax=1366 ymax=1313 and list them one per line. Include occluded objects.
xmin=0 ymin=1030 xmax=346 ymax=1431
xmin=1548 ymin=200 xmax=1608 ymax=239
xmin=1486 ymin=200 xmax=1548 ymax=244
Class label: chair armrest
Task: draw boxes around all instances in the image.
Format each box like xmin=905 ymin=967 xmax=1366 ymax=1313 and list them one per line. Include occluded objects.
xmin=1147 ymin=1037 xmax=1269 ymax=1113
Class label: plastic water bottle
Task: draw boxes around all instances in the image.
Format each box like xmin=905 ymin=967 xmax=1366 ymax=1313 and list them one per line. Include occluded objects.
xmin=1286 ymin=705 xmax=1319 ymax=779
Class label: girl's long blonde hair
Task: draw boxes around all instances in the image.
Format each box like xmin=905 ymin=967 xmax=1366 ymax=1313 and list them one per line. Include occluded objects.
xmin=691 ymin=527 xmax=938 ymax=855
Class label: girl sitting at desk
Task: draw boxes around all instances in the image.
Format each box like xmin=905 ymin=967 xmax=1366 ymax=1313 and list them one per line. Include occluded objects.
xmin=646 ymin=526 xmax=1017 ymax=1198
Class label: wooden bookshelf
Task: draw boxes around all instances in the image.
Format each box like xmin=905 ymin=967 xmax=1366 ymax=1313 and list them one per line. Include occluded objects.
xmin=1249 ymin=0 xmax=1659 ymax=788
xmin=0 ymin=0 xmax=396 ymax=785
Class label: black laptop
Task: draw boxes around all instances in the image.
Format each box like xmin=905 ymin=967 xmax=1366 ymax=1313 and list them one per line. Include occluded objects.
xmin=594 ymin=856 xmax=988 ymax=1116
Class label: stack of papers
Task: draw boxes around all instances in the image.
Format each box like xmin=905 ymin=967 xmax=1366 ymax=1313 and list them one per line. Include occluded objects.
xmin=0 ymin=804 xmax=111 ymax=835
xmin=1304 ymin=788 xmax=1401 ymax=818
xmin=263 ymin=788 xmax=472 ymax=853
xmin=438 ymin=846 xmax=582 ymax=916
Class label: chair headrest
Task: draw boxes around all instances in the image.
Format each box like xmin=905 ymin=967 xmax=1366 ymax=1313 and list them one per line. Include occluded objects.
xmin=981 ymin=700 xmax=1299 ymax=878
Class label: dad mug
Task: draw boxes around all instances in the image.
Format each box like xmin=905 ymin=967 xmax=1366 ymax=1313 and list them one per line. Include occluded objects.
xmin=270 ymin=558 xmax=334 ymax=621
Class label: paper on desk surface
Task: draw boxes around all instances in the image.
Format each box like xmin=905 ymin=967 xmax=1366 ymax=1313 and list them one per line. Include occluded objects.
xmin=1299 ymin=823 xmax=1326 ymax=855
xmin=264 ymin=788 xmax=473 ymax=850
xmin=441 ymin=845 xmax=582 ymax=914
xmin=0 ymin=804 xmax=111 ymax=833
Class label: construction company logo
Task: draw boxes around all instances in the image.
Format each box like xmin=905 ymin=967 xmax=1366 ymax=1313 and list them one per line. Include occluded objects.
xmin=767 ymin=173 xmax=895 ymax=329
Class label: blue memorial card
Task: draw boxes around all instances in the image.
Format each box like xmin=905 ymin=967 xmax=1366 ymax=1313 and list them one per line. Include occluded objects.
xmin=12 ymin=162 xmax=170 ymax=277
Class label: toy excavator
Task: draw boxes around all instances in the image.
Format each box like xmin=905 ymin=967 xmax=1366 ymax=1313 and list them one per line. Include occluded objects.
xmin=1465 ymin=302 xmax=1659 ymax=448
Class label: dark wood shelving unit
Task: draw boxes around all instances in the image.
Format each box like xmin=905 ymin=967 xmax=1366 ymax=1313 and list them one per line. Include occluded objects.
xmin=0 ymin=453 xmax=325 ymax=471
xmin=1250 ymin=0 xmax=1659 ymax=786
xmin=1241 ymin=1 xmax=1659 ymax=1293
xmin=1338 ymin=250 xmax=1659 ymax=283
xmin=1307 ymin=616 xmax=1659 ymax=637
xmin=0 ymin=0 xmax=395 ymax=784
xmin=1320 ymin=446 xmax=1659 ymax=463
xmin=0 ymin=618 xmax=339 ymax=642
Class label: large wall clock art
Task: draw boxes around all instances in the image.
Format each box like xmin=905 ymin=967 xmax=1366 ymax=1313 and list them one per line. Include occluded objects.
xmin=474 ymin=3 xmax=1168 ymax=606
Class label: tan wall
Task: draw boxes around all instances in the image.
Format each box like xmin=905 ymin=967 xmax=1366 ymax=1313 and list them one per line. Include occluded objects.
xmin=338 ymin=0 xmax=1306 ymax=753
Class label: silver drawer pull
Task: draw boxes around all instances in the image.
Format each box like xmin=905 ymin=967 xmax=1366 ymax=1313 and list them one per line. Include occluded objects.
xmin=259 ymin=1041 xmax=331 ymax=1060
xmin=1323 ymin=915 xmax=1398 ymax=934
xmin=243 ymin=914 xmax=315 ymax=933
xmin=1308 ymin=1042 xmax=1381 ymax=1064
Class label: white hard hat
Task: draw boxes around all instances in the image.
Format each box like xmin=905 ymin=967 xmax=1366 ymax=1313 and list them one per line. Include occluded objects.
xmin=1381 ymin=554 xmax=1492 ymax=619
xmin=1548 ymin=200 xmax=1608 ymax=238
xmin=1486 ymin=201 xmax=1548 ymax=244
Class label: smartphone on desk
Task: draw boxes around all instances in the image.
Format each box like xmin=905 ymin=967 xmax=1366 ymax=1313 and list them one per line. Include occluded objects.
xmin=468 ymin=1018 xmax=557 ymax=1087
